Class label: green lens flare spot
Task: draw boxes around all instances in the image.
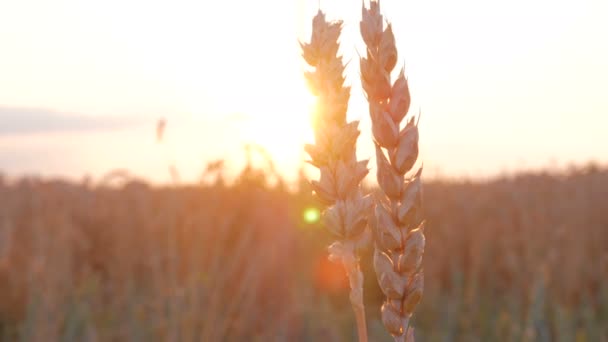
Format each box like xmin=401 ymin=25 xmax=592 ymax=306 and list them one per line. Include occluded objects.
xmin=303 ymin=207 xmax=321 ymax=224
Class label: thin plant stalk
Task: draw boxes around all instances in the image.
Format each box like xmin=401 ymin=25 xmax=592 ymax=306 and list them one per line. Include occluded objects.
xmin=301 ymin=9 xmax=373 ymax=342
xmin=359 ymin=1 xmax=425 ymax=341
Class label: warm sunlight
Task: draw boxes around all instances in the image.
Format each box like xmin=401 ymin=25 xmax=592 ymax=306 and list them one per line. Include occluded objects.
xmin=234 ymin=73 xmax=316 ymax=174
xmin=1 ymin=0 xmax=607 ymax=182
xmin=1 ymin=0 xmax=608 ymax=340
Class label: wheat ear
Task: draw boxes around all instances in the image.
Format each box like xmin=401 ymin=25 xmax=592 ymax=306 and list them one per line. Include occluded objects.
xmin=359 ymin=1 xmax=425 ymax=341
xmin=301 ymin=9 xmax=372 ymax=342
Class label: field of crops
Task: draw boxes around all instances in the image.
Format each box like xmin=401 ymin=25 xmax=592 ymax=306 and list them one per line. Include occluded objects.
xmin=0 ymin=164 xmax=607 ymax=341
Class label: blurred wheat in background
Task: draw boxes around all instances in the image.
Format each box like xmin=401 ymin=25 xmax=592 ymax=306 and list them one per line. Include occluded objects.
xmin=1 ymin=164 xmax=607 ymax=341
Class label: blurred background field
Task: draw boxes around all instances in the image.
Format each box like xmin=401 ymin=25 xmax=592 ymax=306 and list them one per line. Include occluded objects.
xmin=1 ymin=160 xmax=607 ymax=341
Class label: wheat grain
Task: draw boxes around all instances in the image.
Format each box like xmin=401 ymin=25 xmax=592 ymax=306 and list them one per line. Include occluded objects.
xmin=301 ymin=9 xmax=373 ymax=342
xmin=359 ymin=1 xmax=425 ymax=341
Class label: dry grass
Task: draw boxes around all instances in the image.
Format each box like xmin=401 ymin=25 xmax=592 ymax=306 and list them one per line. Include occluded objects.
xmin=0 ymin=170 xmax=301 ymax=341
xmin=0 ymin=165 xmax=607 ymax=341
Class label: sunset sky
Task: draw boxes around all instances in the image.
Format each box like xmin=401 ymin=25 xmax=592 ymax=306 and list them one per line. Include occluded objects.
xmin=1 ymin=0 xmax=607 ymax=184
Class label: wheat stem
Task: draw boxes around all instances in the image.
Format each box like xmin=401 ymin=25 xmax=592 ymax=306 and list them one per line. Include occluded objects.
xmin=359 ymin=1 xmax=425 ymax=340
xmin=347 ymin=264 xmax=368 ymax=341
xmin=301 ymin=9 xmax=371 ymax=342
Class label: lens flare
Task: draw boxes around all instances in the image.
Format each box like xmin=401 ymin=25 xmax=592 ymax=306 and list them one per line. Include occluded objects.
xmin=303 ymin=207 xmax=320 ymax=224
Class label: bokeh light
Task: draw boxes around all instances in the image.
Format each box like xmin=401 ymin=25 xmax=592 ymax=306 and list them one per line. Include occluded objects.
xmin=303 ymin=207 xmax=321 ymax=224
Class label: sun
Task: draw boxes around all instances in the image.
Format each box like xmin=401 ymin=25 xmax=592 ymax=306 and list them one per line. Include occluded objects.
xmin=130 ymin=0 xmax=321 ymax=181
xmin=237 ymin=76 xmax=316 ymax=177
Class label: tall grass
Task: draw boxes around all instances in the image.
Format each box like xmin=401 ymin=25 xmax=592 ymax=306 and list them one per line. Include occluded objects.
xmin=0 ymin=164 xmax=606 ymax=341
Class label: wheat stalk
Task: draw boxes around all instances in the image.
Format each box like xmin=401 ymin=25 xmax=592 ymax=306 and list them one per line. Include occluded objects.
xmin=301 ymin=9 xmax=373 ymax=342
xmin=359 ymin=1 xmax=425 ymax=341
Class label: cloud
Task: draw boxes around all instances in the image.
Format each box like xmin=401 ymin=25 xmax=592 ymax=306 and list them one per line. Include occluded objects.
xmin=0 ymin=106 xmax=143 ymax=135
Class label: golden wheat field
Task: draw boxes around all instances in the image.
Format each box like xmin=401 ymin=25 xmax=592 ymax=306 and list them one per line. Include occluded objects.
xmin=0 ymin=162 xmax=606 ymax=341
xmin=3 ymin=0 xmax=608 ymax=341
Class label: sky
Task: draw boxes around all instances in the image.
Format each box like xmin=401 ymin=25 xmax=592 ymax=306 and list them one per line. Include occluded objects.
xmin=1 ymin=0 xmax=607 ymax=184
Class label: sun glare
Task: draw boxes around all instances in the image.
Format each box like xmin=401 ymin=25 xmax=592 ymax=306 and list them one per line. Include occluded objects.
xmin=237 ymin=75 xmax=316 ymax=175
